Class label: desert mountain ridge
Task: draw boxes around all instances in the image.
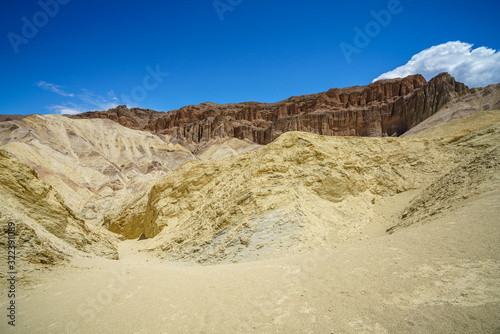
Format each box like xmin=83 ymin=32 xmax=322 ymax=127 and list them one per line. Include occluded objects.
xmin=4 ymin=73 xmax=499 ymax=149
xmin=68 ymin=72 xmax=499 ymax=145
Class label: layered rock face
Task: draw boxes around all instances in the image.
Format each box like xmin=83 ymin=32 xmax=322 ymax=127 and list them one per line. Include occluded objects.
xmin=70 ymin=73 xmax=470 ymax=144
xmin=0 ymin=150 xmax=118 ymax=263
xmin=0 ymin=115 xmax=198 ymax=239
xmin=0 ymin=115 xmax=260 ymax=240
xmin=72 ymin=106 xmax=163 ymax=130
xmin=403 ymin=82 xmax=500 ymax=136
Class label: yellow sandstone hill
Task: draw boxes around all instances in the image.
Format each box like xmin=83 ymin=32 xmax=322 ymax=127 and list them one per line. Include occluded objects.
xmin=0 ymin=114 xmax=196 ymax=218
xmin=0 ymin=150 xmax=118 ymax=264
xmin=0 ymin=114 xmax=262 ymax=240
xmin=118 ymin=110 xmax=499 ymax=264
xmin=390 ymin=110 xmax=500 ymax=232
xmin=0 ymin=114 xmax=195 ymax=240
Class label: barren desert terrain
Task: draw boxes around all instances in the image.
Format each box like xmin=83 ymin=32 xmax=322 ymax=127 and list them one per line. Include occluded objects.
xmin=1 ymin=77 xmax=499 ymax=333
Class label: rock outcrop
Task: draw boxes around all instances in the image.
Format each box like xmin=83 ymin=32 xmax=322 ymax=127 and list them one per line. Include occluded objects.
xmin=72 ymin=106 xmax=163 ymax=130
xmin=0 ymin=114 xmax=260 ymax=240
xmin=0 ymin=150 xmax=118 ymax=263
xmin=403 ymin=82 xmax=500 ymax=136
xmin=69 ymin=73 xmax=472 ymax=144
xmin=122 ymin=131 xmax=454 ymax=264
xmin=0 ymin=115 xmax=198 ymax=238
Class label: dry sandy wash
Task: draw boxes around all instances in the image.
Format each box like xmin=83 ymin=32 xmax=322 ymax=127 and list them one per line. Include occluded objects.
xmin=1 ymin=110 xmax=500 ymax=333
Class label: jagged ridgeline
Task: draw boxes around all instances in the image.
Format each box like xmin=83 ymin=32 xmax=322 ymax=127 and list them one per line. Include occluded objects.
xmin=70 ymin=73 xmax=474 ymax=143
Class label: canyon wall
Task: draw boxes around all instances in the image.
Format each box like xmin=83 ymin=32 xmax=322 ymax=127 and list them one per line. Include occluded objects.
xmin=70 ymin=73 xmax=469 ymax=144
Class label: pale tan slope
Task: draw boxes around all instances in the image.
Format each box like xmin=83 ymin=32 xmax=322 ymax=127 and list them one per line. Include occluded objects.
xmin=124 ymin=132 xmax=462 ymax=264
xmin=196 ymin=137 xmax=262 ymax=161
xmin=389 ymin=109 xmax=500 ymax=232
xmin=0 ymin=114 xmax=196 ymax=235
xmin=0 ymin=150 xmax=118 ymax=265
xmin=406 ymin=108 xmax=500 ymax=140
xmin=390 ymin=144 xmax=500 ymax=233
xmin=99 ymin=138 xmax=260 ymax=238
xmin=0 ymin=115 xmax=262 ymax=240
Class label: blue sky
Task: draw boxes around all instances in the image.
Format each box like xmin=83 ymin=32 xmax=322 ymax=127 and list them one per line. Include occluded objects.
xmin=1 ymin=0 xmax=499 ymax=115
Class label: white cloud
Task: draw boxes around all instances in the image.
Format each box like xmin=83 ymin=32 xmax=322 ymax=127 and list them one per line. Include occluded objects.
xmin=373 ymin=41 xmax=500 ymax=87
xmin=36 ymin=82 xmax=120 ymax=115
xmin=108 ymin=90 xmax=119 ymax=101
xmin=35 ymin=81 xmax=75 ymax=97
xmin=78 ymin=89 xmax=119 ymax=110
xmin=46 ymin=105 xmax=83 ymax=115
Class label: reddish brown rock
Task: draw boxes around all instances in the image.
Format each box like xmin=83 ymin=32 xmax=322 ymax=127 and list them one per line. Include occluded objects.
xmin=0 ymin=114 xmax=28 ymax=122
xmin=67 ymin=73 xmax=472 ymax=144
xmin=70 ymin=105 xmax=163 ymax=130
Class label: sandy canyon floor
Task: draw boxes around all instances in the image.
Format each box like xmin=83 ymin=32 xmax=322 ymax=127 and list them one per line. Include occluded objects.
xmin=1 ymin=187 xmax=499 ymax=333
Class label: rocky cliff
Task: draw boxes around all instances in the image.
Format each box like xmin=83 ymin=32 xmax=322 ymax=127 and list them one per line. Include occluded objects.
xmin=72 ymin=106 xmax=162 ymax=130
xmin=69 ymin=73 xmax=470 ymax=144
xmin=403 ymin=82 xmax=500 ymax=136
